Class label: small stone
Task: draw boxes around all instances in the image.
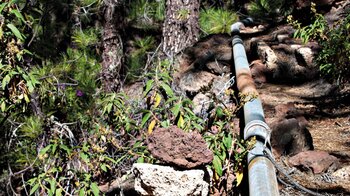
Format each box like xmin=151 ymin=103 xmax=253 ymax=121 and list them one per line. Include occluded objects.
xmin=277 ymin=34 xmax=290 ymax=43
xmin=288 ymin=151 xmax=339 ymax=174
xmin=178 ymin=71 xmax=217 ymax=94
xmin=332 ymin=166 xmax=350 ymax=181
xmin=147 ymin=126 xmax=213 ymax=169
xmin=192 ymin=93 xmax=210 ymax=115
xmin=296 ymin=47 xmax=314 ymax=67
xmin=256 ymin=41 xmax=278 ymax=70
xmin=132 ymin=163 xmax=209 ymax=196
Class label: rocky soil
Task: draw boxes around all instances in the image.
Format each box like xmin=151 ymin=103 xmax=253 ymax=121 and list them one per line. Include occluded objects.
xmin=260 ymin=81 xmax=350 ymax=195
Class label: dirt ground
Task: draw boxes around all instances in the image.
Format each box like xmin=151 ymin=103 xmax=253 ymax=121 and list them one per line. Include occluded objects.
xmin=257 ymin=80 xmax=350 ymax=195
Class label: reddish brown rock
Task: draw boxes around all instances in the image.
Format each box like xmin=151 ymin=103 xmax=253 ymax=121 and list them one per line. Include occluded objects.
xmin=147 ymin=126 xmax=213 ymax=169
xmin=288 ymin=151 xmax=339 ymax=174
xmin=270 ymin=118 xmax=313 ymax=157
xmin=250 ymin=60 xmax=267 ymax=85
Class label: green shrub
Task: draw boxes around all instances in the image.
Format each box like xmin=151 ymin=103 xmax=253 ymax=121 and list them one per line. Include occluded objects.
xmin=247 ymin=0 xmax=293 ymax=20
xmin=317 ymin=15 xmax=350 ymax=81
xmin=199 ymin=8 xmax=238 ymax=34
xmin=288 ymin=3 xmax=350 ymax=81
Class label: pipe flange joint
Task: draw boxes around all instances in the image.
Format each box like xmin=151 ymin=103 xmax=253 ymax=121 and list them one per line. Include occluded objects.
xmin=244 ymin=120 xmax=271 ymax=141
xmin=242 ymin=17 xmax=254 ymax=26
xmin=230 ymin=22 xmax=243 ymax=34
xmin=232 ymin=36 xmax=243 ymax=46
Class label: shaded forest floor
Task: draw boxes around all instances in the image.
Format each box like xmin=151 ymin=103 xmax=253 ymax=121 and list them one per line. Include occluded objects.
xmin=259 ymin=81 xmax=350 ymax=195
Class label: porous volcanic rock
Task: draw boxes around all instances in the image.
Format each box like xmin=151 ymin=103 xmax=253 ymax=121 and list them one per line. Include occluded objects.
xmin=147 ymin=126 xmax=213 ymax=169
xmin=132 ymin=163 xmax=209 ymax=196
xmin=288 ymin=151 xmax=339 ymax=174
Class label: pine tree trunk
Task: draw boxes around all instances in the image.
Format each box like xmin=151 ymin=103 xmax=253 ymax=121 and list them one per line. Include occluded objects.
xmin=101 ymin=0 xmax=124 ymax=93
xmin=162 ymin=0 xmax=200 ymax=56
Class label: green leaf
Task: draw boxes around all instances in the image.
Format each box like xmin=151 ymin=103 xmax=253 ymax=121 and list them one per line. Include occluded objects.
xmin=115 ymin=154 xmax=128 ymax=164
xmin=79 ymin=189 xmax=85 ymax=196
xmin=213 ymin=155 xmax=223 ymax=177
xmin=144 ymin=79 xmax=154 ymax=96
xmin=60 ymin=144 xmax=71 ymax=154
xmin=2 ymin=74 xmax=11 ymax=89
xmin=216 ymin=107 xmax=224 ymax=118
xmin=24 ymin=93 xmax=30 ymax=103
xmin=90 ymin=182 xmax=99 ymax=196
xmin=49 ymin=179 xmax=56 ymax=196
xmin=27 ymin=178 xmax=37 ymax=186
xmin=101 ymin=163 xmax=107 ymax=172
xmin=160 ymin=82 xmax=174 ymax=97
xmin=80 ymin=152 xmax=89 ymax=163
xmin=6 ymin=23 xmax=24 ymax=41
xmin=30 ymin=183 xmax=39 ymax=195
xmin=171 ymin=104 xmax=181 ymax=118
xmin=165 ymin=97 xmax=178 ymax=105
xmin=137 ymin=157 xmax=144 ymax=163
xmin=141 ymin=112 xmax=151 ymax=127
xmin=104 ymin=156 xmax=117 ymax=164
xmin=27 ymin=80 xmax=34 ymax=93
xmin=56 ymin=188 xmax=62 ymax=196
xmin=10 ymin=9 xmax=25 ymax=23
xmin=160 ymin=120 xmax=170 ymax=128
xmin=0 ymin=3 xmax=7 ymax=13
xmin=39 ymin=144 xmax=52 ymax=155
xmin=52 ymin=143 xmax=58 ymax=154
xmin=1 ymin=101 xmax=6 ymax=112
xmin=223 ymin=134 xmax=232 ymax=149
xmin=106 ymin=103 xmax=113 ymax=114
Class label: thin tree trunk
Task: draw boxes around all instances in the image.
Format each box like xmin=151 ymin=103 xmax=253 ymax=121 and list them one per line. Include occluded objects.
xmin=162 ymin=0 xmax=200 ymax=57
xmin=101 ymin=0 xmax=124 ymax=93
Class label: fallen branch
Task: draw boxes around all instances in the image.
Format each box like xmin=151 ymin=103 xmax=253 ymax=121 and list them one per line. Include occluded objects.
xmin=99 ymin=173 xmax=135 ymax=194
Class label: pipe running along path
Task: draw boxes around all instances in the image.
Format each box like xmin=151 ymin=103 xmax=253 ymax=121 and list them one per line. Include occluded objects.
xmin=231 ymin=18 xmax=279 ymax=196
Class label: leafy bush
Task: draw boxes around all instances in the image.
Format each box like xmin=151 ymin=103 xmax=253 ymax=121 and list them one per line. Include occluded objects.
xmin=247 ymin=0 xmax=293 ymax=21
xmin=317 ymin=15 xmax=350 ymax=80
xmin=0 ymin=1 xmax=38 ymax=114
xmin=199 ymin=8 xmax=238 ymax=34
xmin=1 ymin=1 xmax=261 ymax=195
xmin=288 ymin=3 xmax=350 ymax=81
xmin=287 ymin=4 xmax=327 ymax=44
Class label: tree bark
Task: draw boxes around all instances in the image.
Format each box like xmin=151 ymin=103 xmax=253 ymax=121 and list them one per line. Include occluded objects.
xmin=162 ymin=0 xmax=200 ymax=57
xmin=101 ymin=0 xmax=124 ymax=93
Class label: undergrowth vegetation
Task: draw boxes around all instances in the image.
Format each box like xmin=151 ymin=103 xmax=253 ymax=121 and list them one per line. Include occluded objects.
xmin=246 ymin=0 xmax=294 ymax=21
xmin=2 ymin=0 xmax=347 ymax=195
xmin=288 ymin=3 xmax=350 ymax=82
xmin=199 ymin=8 xmax=238 ymax=35
xmin=0 ymin=1 xmax=256 ymax=194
